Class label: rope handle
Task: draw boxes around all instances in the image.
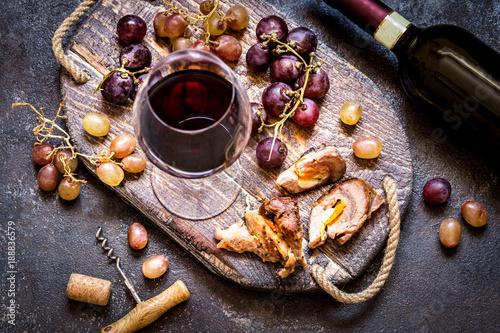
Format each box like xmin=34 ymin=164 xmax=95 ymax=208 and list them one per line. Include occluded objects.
xmin=311 ymin=175 xmax=401 ymax=304
xmin=52 ymin=0 xmax=100 ymax=84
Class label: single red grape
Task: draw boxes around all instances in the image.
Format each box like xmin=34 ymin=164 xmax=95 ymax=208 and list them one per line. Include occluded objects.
xmin=214 ymin=35 xmax=242 ymax=62
xmin=154 ymin=13 xmax=187 ymax=38
xmin=190 ymin=41 xmax=210 ymax=52
xmin=292 ymin=98 xmax=320 ymax=127
xmin=101 ymin=72 xmax=134 ymax=104
xmin=298 ymin=68 xmax=330 ymax=99
xmin=246 ymin=43 xmax=271 ymax=72
xmin=256 ymin=15 xmax=288 ymax=44
xmin=256 ymin=137 xmax=287 ymax=168
xmin=120 ymin=44 xmax=152 ymax=70
xmin=461 ymin=201 xmax=488 ymax=227
xmin=262 ymin=82 xmax=292 ymax=117
xmin=54 ymin=150 xmax=78 ymax=174
xmin=286 ymin=27 xmax=317 ymax=56
xmin=32 ymin=142 xmax=54 ymax=165
xmin=37 ymin=164 xmax=59 ymax=191
xmin=117 ymin=15 xmax=147 ymax=45
xmin=422 ymin=177 xmax=451 ymax=204
xmin=270 ymin=55 xmax=303 ymax=83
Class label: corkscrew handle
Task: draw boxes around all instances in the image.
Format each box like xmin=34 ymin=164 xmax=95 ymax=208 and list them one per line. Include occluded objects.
xmin=100 ymin=280 xmax=190 ymax=333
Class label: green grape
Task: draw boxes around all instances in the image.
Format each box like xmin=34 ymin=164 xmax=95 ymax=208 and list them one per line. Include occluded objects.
xmin=58 ymin=178 xmax=81 ymax=201
xmin=83 ymin=113 xmax=110 ymax=137
xmin=204 ymin=12 xmax=226 ymax=36
xmin=97 ymin=162 xmax=124 ymax=186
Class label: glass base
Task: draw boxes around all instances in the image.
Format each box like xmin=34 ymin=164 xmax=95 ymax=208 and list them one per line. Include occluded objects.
xmin=151 ymin=162 xmax=241 ymax=220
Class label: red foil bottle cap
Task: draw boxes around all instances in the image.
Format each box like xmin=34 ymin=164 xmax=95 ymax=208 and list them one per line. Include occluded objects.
xmin=324 ymin=0 xmax=392 ymax=34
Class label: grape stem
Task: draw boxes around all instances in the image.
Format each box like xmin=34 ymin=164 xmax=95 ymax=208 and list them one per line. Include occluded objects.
xmin=163 ymin=0 xmax=221 ymax=44
xmin=257 ymin=35 xmax=321 ymax=161
xmin=12 ymin=102 xmax=125 ymax=184
xmin=12 ymin=102 xmax=86 ymax=183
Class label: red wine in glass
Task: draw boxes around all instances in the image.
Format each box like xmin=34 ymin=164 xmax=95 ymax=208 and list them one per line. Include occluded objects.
xmin=134 ymin=49 xmax=251 ymax=219
xmin=145 ymin=69 xmax=239 ymax=177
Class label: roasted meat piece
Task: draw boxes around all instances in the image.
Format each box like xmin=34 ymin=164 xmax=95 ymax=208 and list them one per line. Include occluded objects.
xmin=308 ymin=178 xmax=384 ymax=249
xmin=259 ymin=197 xmax=306 ymax=272
xmin=276 ymin=146 xmax=346 ymax=194
xmin=215 ymin=197 xmax=306 ymax=278
xmin=215 ymin=220 xmax=282 ymax=263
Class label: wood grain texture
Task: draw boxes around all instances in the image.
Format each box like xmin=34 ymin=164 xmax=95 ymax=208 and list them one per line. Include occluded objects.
xmin=61 ymin=0 xmax=413 ymax=293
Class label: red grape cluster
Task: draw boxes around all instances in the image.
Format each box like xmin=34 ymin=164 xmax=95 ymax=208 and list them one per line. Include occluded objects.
xmin=15 ymin=103 xmax=85 ymax=200
xmin=246 ymin=15 xmax=330 ymax=168
xmin=95 ymin=15 xmax=152 ymax=104
xmin=153 ymin=0 xmax=249 ymax=62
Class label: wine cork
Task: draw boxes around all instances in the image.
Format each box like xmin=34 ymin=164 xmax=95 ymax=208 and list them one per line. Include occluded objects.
xmin=66 ymin=273 xmax=112 ymax=306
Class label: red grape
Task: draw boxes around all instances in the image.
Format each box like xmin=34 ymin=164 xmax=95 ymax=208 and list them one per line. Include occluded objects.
xmin=110 ymin=133 xmax=136 ymax=158
xmin=214 ymin=35 xmax=242 ymax=62
xmin=199 ymin=1 xmax=215 ymax=15
xmin=246 ymin=43 xmax=271 ymax=72
xmin=128 ymin=222 xmax=148 ymax=250
xmin=117 ymin=15 xmax=147 ymax=45
xmin=101 ymin=72 xmax=134 ymax=104
xmin=142 ymin=255 xmax=169 ymax=279
xmin=121 ymin=154 xmax=147 ymax=173
xmin=32 ymin=142 xmax=54 ymax=165
xmin=286 ymin=27 xmax=317 ymax=56
xmin=270 ymin=55 xmax=303 ymax=83
xmin=292 ymin=98 xmax=320 ymax=127
xmin=120 ymin=44 xmax=152 ymax=70
xmin=154 ymin=13 xmax=187 ymax=39
xmin=250 ymin=102 xmax=268 ymax=134
xmin=262 ymin=82 xmax=292 ymax=117
xmin=422 ymin=177 xmax=451 ymax=204
xmin=54 ymin=150 xmax=78 ymax=174
xmin=256 ymin=15 xmax=288 ymax=44
xmin=37 ymin=164 xmax=59 ymax=191
xmin=226 ymin=5 xmax=250 ymax=31
xmin=461 ymin=201 xmax=488 ymax=227
xmin=190 ymin=41 xmax=212 ymax=52
xmin=298 ymin=68 xmax=330 ymax=99
xmin=256 ymin=137 xmax=287 ymax=168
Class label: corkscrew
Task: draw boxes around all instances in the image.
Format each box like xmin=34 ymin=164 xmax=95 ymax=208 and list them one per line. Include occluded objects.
xmin=96 ymin=227 xmax=142 ymax=304
xmin=94 ymin=227 xmax=190 ymax=333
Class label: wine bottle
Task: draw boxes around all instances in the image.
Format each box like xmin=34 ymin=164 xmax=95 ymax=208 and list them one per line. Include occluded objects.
xmin=324 ymin=0 xmax=500 ymax=146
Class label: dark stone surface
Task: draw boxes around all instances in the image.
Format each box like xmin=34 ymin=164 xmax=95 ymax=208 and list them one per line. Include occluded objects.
xmin=0 ymin=0 xmax=498 ymax=332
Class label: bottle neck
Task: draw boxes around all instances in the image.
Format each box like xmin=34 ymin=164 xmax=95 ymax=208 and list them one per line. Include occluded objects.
xmin=325 ymin=0 xmax=413 ymax=50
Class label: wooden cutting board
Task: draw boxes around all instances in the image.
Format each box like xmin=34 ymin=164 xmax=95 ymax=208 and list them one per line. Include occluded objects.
xmin=61 ymin=0 xmax=413 ymax=293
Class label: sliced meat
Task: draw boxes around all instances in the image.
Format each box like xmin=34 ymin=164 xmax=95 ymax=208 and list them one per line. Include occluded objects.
xmin=276 ymin=146 xmax=346 ymax=194
xmin=308 ymin=178 xmax=384 ymax=248
xmin=259 ymin=197 xmax=307 ymax=270
xmin=215 ymin=221 xmax=282 ymax=263
xmin=215 ymin=197 xmax=306 ymax=278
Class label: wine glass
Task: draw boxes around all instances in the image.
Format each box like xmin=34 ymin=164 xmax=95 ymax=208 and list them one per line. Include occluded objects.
xmin=133 ymin=49 xmax=251 ymax=220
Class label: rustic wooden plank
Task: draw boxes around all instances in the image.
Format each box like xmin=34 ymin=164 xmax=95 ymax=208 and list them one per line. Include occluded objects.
xmin=61 ymin=0 xmax=413 ymax=293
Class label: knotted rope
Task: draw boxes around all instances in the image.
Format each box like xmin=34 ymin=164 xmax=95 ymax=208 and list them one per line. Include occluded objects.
xmin=311 ymin=175 xmax=401 ymax=303
xmin=52 ymin=0 xmax=100 ymax=84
